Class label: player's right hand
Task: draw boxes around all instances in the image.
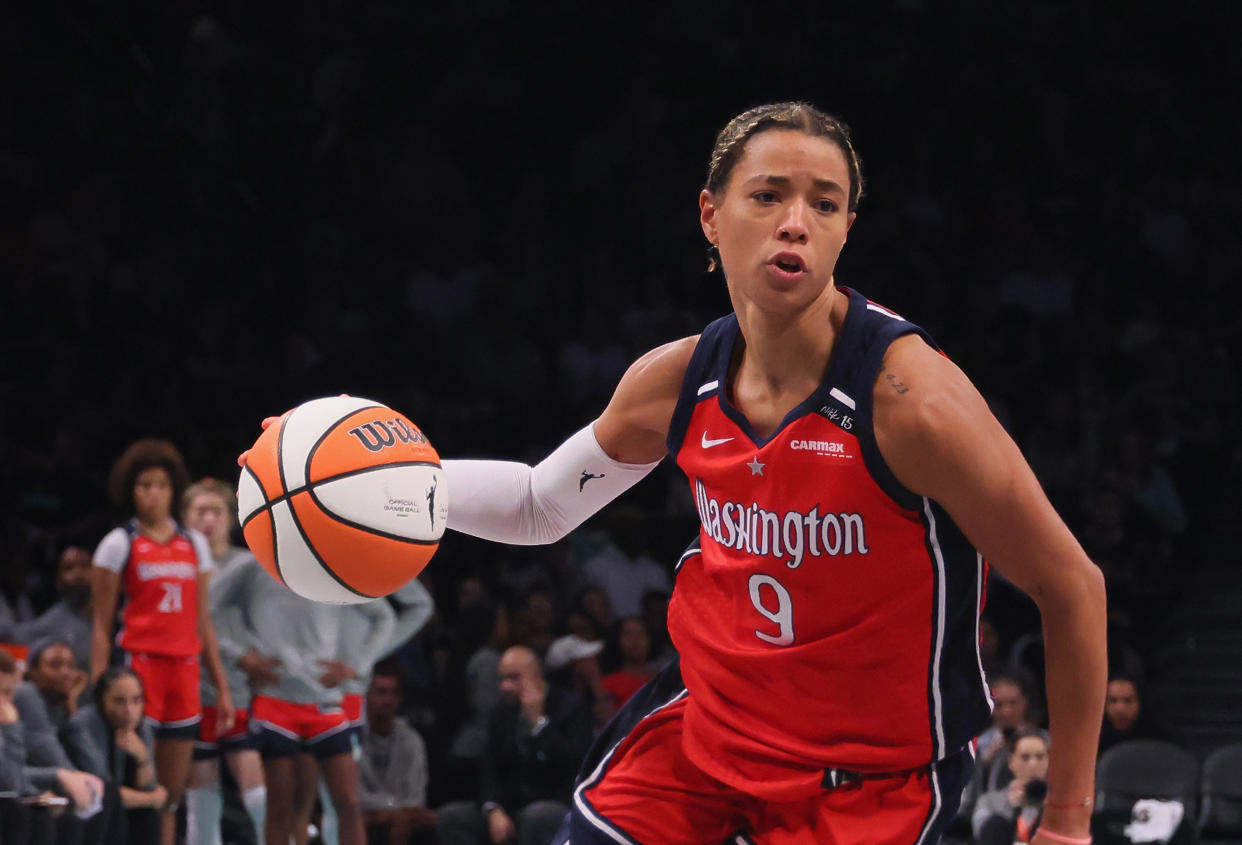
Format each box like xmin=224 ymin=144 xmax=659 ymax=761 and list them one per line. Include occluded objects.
xmin=238 ymin=651 xmax=281 ymax=687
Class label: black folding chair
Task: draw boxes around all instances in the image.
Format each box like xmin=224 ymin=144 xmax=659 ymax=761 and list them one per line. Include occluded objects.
xmin=1094 ymin=739 xmax=1200 ymax=845
xmin=1199 ymin=743 xmax=1242 ymax=845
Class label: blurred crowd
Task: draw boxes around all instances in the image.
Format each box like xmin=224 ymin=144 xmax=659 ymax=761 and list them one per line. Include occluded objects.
xmin=2 ymin=2 xmax=1240 ymax=844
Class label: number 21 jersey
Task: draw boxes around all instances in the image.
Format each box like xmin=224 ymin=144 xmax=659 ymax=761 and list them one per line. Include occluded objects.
xmin=94 ymin=520 xmax=214 ymax=657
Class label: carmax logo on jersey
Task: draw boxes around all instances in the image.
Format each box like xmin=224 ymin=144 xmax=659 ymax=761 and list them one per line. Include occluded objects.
xmin=790 ymin=439 xmax=850 ymax=456
xmin=693 ymin=479 xmax=869 ymax=569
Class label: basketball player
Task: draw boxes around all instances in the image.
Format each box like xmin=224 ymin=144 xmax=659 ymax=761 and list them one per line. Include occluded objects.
xmin=432 ymin=103 xmax=1107 ymax=844
xmin=312 ymin=577 xmax=434 ymax=845
xmin=240 ymin=102 xmax=1107 ymax=844
xmin=209 ymin=548 xmax=395 ymax=845
xmin=91 ymin=439 xmax=235 ymax=845
xmin=181 ymin=478 xmax=268 ymax=845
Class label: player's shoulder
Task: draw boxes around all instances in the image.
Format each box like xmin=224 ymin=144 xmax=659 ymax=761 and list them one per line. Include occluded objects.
xmin=625 ymin=335 xmax=699 ymax=385
xmin=97 ymin=525 xmax=131 ymax=547
xmin=93 ymin=525 xmax=133 ymax=570
xmin=874 ymin=334 xmax=984 ymax=438
xmin=873 ymin=333 xmax=997 ymax=496
xmin=596 ymin=336 xmax=700 ymax=462
xmin=609 ymin=335 xmax=699 ymax=412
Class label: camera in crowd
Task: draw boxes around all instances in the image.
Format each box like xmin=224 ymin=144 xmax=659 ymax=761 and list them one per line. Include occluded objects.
xmin=1024 ymin=778 xmax=1048 ymax=805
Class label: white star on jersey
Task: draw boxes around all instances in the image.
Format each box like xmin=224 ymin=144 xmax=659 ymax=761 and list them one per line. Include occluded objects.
xmin=747 ymin=457 xmax=765 ymax=476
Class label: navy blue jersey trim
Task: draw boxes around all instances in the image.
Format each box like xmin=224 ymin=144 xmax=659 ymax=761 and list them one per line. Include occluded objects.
xmin=666 ymin=317 xmax=734 ymax=458
xmin=673 ymin=535 xmax=701 ymax=576
xmin=928 ymin=502 xmax=994 ymax=751
xmin=712 ymin=287 xmax=869 ymax=450
xmin=569 ymin=658 xmax=688 ymax=844
xmin=920 ymin=497 xmax=993 ymax=762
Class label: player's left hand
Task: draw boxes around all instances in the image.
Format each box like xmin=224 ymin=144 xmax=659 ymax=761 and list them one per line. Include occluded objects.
xmin=236 ymin=416 xmax=284 ymax=467
xmin=237 ymin=398 xmax=347 ymax=467
xmin=318 ymin=660 xmax=358 ymax=688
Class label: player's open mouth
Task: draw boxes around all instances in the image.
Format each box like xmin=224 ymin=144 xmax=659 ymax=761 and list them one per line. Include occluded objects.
xmin=768 ymin=252 xmax=808 ymax=278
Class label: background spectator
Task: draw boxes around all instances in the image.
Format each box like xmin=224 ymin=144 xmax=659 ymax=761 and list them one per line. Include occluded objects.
xmin=576 ymin=508 xmax=671 ymax=621
xmin=972 ymin=729 xmax=1051 ymax=845
xmin=24 ymin=640 xmax=88 ymax=726
xmin=89 ymin=439 xmax=234 ymax=845
xmin=181 ymin=478 xmax=267 ymax=845
xmin=1 ymin=648 xmax=34 ymax=845
xmin=10 ymin=547 xmax=95 ymax=673
xmin=545 ymin=635 xmax=612 ymax=732
xmin=359 ymin=660 xmax=435 ymax=845
xmin=440 ymin=599 xmax=507 ymax=804
xmin=1099 ymin=673 xmax=1166 ymax=755
xmin=974 ymin=670 xmax=1048 ymax=794
xmin=63 ymin=666 xmax=165 ymax=844
xmin=437 ymin=646 xmax=591 ymax=845
xmin=11 ymin=652 xmax=112 ymax=843
xmin=600 ymin=617 xmax=656 ymax=711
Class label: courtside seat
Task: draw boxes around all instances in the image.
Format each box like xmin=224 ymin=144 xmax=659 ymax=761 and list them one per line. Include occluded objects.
xmin=1199 ymin=743 xmax=1242 ymax=845
xmin=1096 ymin=739 xmax=1200 ymax=825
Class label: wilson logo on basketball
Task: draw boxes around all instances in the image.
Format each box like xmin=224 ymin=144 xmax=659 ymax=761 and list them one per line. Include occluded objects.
xmin=347 ymin=419 xmax=429 ymax=452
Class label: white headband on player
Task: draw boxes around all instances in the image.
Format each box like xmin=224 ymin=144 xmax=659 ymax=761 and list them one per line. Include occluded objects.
xmin=442 ymin=422 xmax=661 ymax=545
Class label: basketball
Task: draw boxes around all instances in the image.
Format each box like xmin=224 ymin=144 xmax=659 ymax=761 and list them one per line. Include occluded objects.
xmin=236 ymin=395 xmax=448 ymax=604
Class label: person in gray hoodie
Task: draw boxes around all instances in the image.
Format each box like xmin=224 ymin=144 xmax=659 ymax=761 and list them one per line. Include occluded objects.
xmin=63 ymin=666 xmax=166 ymax=844
xmin=211 ymin=549 xmax=394 ymax=845
xmin=316 ymin=577 xmax=434 ymax=845
xmin=181 ymin=478 xmax=269 ymax=845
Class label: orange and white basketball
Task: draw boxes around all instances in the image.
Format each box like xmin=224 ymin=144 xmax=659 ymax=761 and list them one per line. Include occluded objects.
xmin=237 ymin=395 xmax=447 ymax=604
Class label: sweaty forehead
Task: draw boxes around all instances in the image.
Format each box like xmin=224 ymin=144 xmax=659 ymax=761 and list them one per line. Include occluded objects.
xmin=732 ymin=130 xmax=850 ymax=188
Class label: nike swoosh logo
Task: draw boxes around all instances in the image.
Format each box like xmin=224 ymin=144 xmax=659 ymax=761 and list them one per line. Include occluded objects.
xmin=701 ymin=432 xmax=735 ymax=449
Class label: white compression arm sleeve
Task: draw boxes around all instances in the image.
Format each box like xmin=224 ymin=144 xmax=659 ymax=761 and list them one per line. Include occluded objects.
xmin=442 ymin=423 xmax=661 ymax=545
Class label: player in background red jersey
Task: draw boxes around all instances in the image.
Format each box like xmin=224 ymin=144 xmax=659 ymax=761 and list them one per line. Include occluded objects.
xmin=91 ymin=439 xmax=235 ymax=845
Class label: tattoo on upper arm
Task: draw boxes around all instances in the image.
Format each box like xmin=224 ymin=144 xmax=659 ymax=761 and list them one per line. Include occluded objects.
xmin=878 ymin=358 xmax=910 ymax=395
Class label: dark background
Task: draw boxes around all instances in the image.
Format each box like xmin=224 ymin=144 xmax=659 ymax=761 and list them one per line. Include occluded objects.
xmin=3 ymin=2 xmax=1240 ymax=748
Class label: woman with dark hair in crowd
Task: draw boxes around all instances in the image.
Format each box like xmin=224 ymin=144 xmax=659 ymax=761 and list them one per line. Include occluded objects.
xmin=63 ymin=666 xmax=166 ymax=844
xmin=599 ymin=617 xmax=656 ymax=711
xmin=1099 ymin=673 xmax=1165 ymax=754
xmin=89 ymin=439 xmax=234 ymax=845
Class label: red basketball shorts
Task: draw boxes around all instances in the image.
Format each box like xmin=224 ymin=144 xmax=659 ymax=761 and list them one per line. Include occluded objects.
xmin=194 ymin=707 xmax=253 ymax=759
xmin=342 ymin=692 xmax=364 ymax=728
xmin=251 ymin=695 xmax=353 ymax=760
xmin=128 ymin=652 xmax=201 ymax=739
xmin=570 ymin=683 xmax=973 ymax=844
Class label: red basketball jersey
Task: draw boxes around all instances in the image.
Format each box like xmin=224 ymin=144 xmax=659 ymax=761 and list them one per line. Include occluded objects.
xmin=97 ymin=522 xmax=208 ymax=658
xmin=665 ymin=287 xmax=992 ymax=801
